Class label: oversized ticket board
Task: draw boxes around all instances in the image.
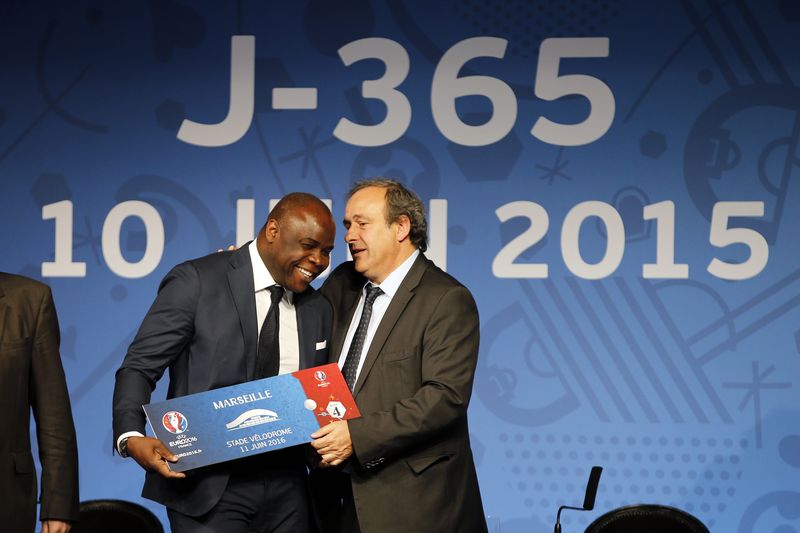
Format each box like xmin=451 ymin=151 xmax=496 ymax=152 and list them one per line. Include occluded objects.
xmin=143 ymin=364 xmax=359 ymax=471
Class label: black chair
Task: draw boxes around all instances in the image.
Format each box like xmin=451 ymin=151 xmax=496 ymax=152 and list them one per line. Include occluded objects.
xmin=71 ymin=499 xmax=164 ymax=533
xmin=585 ymin=504 xmax=710 ymax=533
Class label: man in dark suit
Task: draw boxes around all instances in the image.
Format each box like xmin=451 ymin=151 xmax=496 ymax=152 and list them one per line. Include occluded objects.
xmin=0 ymin=273 xmax=79 ymax=533
xmin=112 ymin=193 xmax=335 ymax=533
xmin=310 ymin=180 xmax=487 ymax=532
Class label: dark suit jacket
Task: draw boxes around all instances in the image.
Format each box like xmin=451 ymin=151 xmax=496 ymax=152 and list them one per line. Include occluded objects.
xmin=315 ymin=254 xmax=487 ymax=533
xmin=112 ymin=245 xmax=331 ymax=517
xmin=0 ymin=273 xmax=79 ymax=532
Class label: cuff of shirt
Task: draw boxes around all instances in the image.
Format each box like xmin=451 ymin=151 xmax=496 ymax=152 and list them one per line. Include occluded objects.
xmin=116 ymin=431 xmax=145 ymax=455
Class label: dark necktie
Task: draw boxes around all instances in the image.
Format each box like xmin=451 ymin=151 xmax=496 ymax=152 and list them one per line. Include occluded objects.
xmin=342 ymin=284 xmax=383 ymax=390
xmin=256 ymin=285 xmax=284 ymax=378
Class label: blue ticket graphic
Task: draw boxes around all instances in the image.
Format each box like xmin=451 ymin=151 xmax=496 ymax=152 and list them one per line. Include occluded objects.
xmin=143 ymin=364 xmax=359 ymax=472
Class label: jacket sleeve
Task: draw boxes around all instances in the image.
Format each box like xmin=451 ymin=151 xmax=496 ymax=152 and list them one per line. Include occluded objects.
xmin=30 ymin=286 xmax=80 ymax=522
xmin=112 ymin=262 xmax=200 ymax=443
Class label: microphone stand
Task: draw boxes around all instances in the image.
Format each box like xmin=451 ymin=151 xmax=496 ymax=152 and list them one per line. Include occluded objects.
xmin=553 ymin=466 xmax=603 ymax=533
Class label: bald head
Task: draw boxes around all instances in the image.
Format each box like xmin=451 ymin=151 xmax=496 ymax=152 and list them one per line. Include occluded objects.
xmin=268 ymin=192 xmax=330 ymax=225
xmin=257 ymin=192 xmax=335 ymax=293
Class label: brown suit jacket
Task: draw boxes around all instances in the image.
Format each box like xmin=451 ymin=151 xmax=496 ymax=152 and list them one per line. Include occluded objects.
xmin=0 ymin=273 xmax=79 ymax=531
xmin=315 ymin=254 xmax=487 ymax=533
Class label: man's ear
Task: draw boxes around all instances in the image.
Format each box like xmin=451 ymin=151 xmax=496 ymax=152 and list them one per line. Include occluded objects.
xmin=394 ymin=214 xmax=411 ymax=243
xmin=265 ymin=219 xmax=279 ymax=243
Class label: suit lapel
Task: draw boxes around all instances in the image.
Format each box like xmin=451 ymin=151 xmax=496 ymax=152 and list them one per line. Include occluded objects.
xmin=294 ymin=292 xmax=317 ymax=369
xmin=0 ymin=283 xmax=6 ymax=343
xmin=353 ymin=255 xmax=427 ymax=396
xmin=295 ymin=295 xmax=308 ymax=369
xmin=330 ymin=275 xmax=363 ymax=365
xmin=226 ymin=246 xmax=258 ymax=380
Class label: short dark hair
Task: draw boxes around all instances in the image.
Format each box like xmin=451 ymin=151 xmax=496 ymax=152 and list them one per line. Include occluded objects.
xmin=348 ymin=179 xmax=427 ymax=252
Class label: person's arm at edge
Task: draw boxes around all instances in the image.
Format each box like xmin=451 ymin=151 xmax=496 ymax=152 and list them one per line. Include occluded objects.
xmin=30 ymin=285 xmax=79 ymax=527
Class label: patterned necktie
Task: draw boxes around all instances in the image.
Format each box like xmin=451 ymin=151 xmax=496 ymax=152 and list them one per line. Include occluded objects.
xmin=256 ymin=285 xmax=284 ymax=378
xmin=342 ymin=284 xmax=383 ymax=390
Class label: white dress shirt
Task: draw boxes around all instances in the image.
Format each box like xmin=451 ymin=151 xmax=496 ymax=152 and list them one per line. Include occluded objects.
xmin=337 ymin=250 xmax=419 ymax=383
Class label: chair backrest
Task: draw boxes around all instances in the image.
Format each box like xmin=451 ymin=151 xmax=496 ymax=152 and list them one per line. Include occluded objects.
xmin=71 ymin=499 xmax=164 ymax=533
xmin=585 ymin=504 xmax=710 ymax=533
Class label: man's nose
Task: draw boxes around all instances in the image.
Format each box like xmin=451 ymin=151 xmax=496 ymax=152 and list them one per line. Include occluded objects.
xmin=310 ymin=249 xmax=330 ymax=268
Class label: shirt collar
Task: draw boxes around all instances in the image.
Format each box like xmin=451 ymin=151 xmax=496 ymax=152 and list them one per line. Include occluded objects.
xmin=248 ymin=240 xmax=292 ymax=303
xmin=370 ymin=249 xmax=419 ymax=299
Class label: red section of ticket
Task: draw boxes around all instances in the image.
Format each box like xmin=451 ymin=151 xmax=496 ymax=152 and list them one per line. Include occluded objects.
xmin=293 ymin=363 xmax=361 ymax=426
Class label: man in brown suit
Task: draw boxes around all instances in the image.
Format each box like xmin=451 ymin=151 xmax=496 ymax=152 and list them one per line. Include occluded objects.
xmin=310 ymin=180 xmax=487 ymax=533
xmin=0 ymin=273 xmax=79 ymax=533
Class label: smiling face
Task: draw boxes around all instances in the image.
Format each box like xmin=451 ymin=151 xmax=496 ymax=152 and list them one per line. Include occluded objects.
xmin=259 ymin=199 xmax=335 ymax=293
xmin=343 ymin=186 xmax=414 ymax=284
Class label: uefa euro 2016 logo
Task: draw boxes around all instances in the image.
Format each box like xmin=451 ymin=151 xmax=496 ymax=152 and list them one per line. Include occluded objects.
xmin=162 ymin=411 xmax=188 ymax=435
xmin=314 ymin=370 xmax=327 ymax=382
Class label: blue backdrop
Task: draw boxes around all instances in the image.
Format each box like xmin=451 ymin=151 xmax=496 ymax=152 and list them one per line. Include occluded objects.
xmin=1 ymin=1 xmax=799 ymax=531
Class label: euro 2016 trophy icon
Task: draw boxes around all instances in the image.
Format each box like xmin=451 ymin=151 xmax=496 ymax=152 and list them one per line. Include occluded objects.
xmin=162 ymin=411 xmax=188 ymax=435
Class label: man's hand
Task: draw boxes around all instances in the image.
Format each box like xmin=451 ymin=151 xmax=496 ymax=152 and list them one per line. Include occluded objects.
xmin=126 ymin=436 xmax=186 ymax=479
xmin=41 ymin=520 xmax=71 ymax=533
xmin=310 ymin=420 xmax=353 ymax=467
